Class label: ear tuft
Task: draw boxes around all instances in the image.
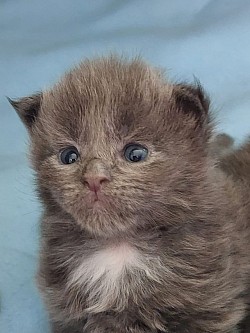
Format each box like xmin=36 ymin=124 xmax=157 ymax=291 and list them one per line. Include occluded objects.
xmin=7 ymin=92 xmax=42 ymax=129
xmin=173 ymin=81 xmax=210 ymax=125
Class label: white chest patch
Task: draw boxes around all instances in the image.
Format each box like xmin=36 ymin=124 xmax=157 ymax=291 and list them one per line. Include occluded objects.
xmin=67 ymin=243 xmax=156 ymax=313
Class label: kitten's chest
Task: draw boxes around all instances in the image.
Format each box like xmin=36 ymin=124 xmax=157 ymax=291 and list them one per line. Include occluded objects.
xmin=67 ymin=242 xmax=160 ymax=313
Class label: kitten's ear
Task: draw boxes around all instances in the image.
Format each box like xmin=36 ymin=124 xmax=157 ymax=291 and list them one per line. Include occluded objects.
xmin=172 ymin=82 xmax=210 ymax=127
xmin=7 ymin=92 xmax=42 ymax=130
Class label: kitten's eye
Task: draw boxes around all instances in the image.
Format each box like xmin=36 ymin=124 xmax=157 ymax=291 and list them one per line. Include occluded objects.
xmin=59 ymin=146 xmax=79 ymax=164
xmin=124 ymin=144 xmax=148 ymax=162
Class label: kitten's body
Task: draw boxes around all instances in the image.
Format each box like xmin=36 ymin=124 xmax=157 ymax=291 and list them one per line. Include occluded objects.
xmin=215 ymin=136 xmax=250 ymax=332
xmin=10 ymin=57 xmax=250 ymax=333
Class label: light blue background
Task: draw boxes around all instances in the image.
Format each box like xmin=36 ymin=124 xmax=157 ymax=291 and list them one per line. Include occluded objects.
xmin=1 ymin=1 xmax=250 ymax=332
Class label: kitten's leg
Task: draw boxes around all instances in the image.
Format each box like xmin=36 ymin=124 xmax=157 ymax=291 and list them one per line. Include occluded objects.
xmin=83 ymin=314 xmax=156 ymax=333
xmin=238 ymin=312 xmax=250 ymax=333
xmin=231 ymin=329 xmax=239 ymax=333
xmin=51 ymin=320 xmax=83 ymax=333
xmin=52 ymin=316 xmax=243 ymax=333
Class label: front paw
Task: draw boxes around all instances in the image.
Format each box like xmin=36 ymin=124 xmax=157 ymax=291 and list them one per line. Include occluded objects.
xmin=83 ymin=320 xmax=155 ymax=333
xmin=51 ymin=320 xmax=83 ymax=333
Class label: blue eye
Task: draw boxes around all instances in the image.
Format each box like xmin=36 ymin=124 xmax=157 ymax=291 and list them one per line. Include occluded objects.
xmin=60 ymin=146 xmax=79 ymax=164
xmin=124 ymin=144 xmax=148 ymax=162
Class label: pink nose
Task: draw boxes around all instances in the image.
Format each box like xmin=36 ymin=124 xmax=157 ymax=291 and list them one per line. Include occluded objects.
xmin=84 ymin=176 xmax=109 ymax=192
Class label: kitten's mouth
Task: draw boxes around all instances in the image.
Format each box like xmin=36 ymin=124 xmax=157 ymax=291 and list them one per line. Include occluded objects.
xmin=85 ymin=191 xmax=108 ymax=208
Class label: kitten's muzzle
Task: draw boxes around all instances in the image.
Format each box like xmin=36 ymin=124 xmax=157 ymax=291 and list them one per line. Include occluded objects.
xmin=82 ymin=158 xmax=111 ymax=194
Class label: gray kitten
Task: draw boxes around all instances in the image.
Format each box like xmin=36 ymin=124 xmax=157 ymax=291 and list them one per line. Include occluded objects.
xmin=9 ymin=56 xmax=250 ymax=333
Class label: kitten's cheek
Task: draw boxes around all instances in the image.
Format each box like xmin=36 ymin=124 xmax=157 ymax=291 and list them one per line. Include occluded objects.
xmin=50 ymin=187 xmax=82 ymax=211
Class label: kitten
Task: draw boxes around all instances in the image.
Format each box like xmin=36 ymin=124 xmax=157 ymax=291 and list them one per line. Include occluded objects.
xmin=212 ymin=134 xmax=250 ymax=332
xmin=216 ymin=135 xmax=250 ymax=183
xmin=9 ymin=56 xmax=250 ymax=333
xmin=218 ymin=136 xmax=250 ymax=332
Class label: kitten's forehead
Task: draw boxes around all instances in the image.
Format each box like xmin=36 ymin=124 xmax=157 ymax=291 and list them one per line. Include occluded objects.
xmin=40 ymin=58 xmax=173 ymax=143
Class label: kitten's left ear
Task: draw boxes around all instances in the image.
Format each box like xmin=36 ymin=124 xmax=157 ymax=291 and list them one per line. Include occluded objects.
xmin=7 ymin=92 xmax=42 ymax=131
xmin=172 ymin=82 xmax=210 ymax=127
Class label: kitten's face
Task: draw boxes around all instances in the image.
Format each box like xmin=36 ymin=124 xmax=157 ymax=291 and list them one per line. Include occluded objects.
xmin=10 ymin=58 xmax=210 ymax=236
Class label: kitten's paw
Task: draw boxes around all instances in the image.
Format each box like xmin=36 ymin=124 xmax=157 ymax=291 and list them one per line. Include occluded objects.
xmin=51 ymin=321 xmax=83 ymax=333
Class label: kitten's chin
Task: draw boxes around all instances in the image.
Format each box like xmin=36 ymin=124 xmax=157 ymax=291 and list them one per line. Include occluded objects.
xmin=78 ymin=212 xmax=135 ymax=237
xmin=74 ymin=201 xmax=138 ymax=237
xmin=53 ymin=190 xmax=141 ymax=236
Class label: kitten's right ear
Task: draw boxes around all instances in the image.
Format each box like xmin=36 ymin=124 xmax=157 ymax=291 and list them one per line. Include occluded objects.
xmin=7 ymin=92 xmax=42 ymax=130
xmin=172 ymin=82 xmax=210 ymax=127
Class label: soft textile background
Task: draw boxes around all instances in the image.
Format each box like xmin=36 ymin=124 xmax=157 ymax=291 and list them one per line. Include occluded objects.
xmin=0 ymin=1 xmax=250 ymax=332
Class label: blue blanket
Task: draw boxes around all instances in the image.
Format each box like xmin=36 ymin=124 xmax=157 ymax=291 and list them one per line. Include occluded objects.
xmin=1 ymin=1 xmax=250 ymax=332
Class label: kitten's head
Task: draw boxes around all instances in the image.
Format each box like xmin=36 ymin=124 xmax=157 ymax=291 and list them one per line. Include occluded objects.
xmin=9 ymin=56 xmax=211 ymax=236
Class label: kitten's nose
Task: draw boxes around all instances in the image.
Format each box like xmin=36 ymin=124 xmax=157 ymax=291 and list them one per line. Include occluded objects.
xmin=84 ymin=176 xmax=109 ymax=192
xmin=83 ymin=159 xmax=111 ymax=192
